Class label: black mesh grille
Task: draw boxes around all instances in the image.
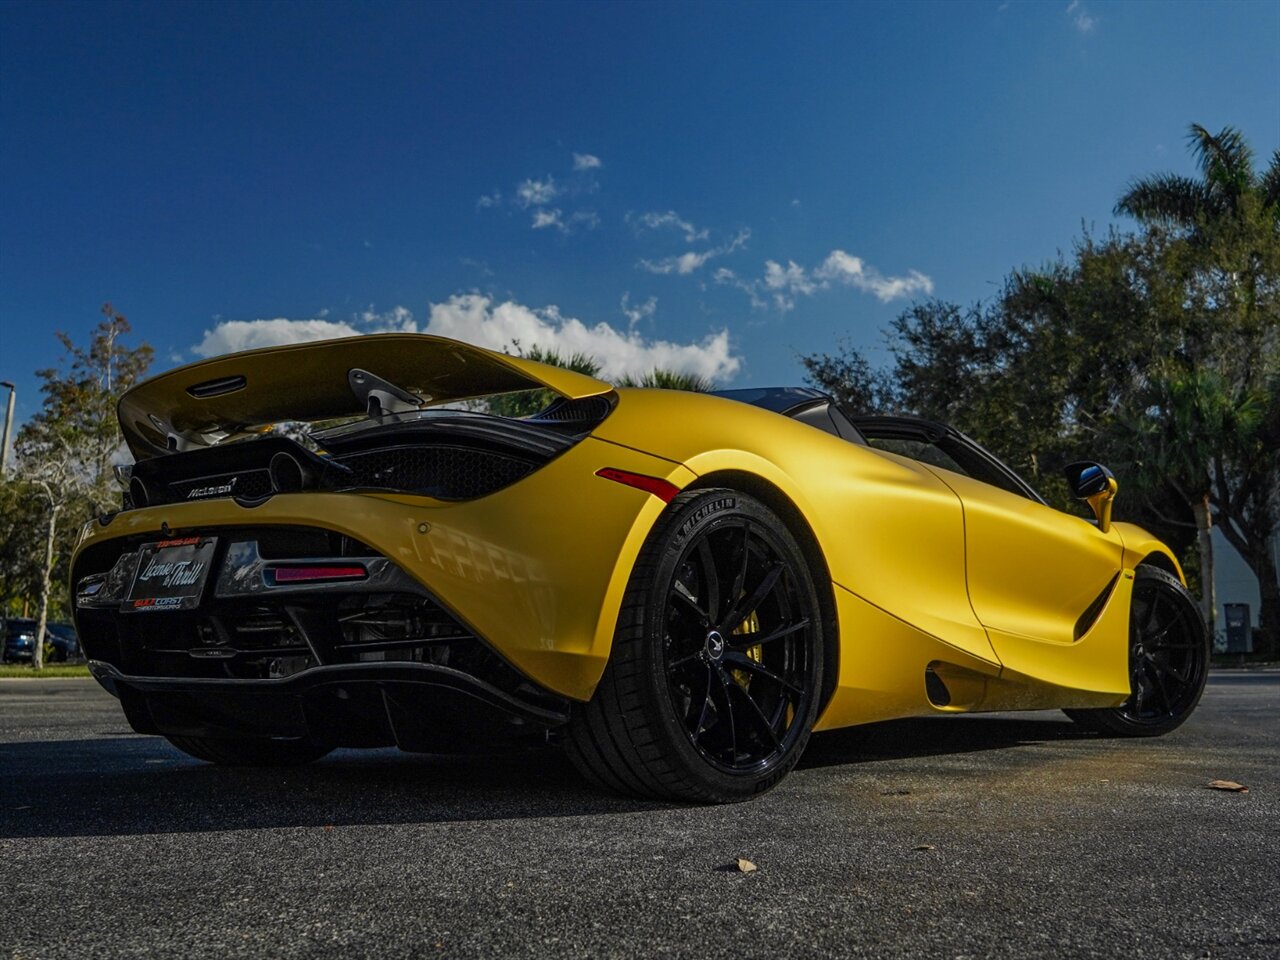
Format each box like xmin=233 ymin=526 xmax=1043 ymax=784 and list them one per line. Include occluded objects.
xmin=332 ymin=446 xmax=535 ymax=500
xmin=528 ymin=395 xmax=614 ymax=423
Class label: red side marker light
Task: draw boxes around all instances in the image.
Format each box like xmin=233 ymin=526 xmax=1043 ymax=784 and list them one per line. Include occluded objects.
xmin=271 ymin=565 xmax=368 ymax=584
xmin=595 ymin=467 xmax=681 ymax=503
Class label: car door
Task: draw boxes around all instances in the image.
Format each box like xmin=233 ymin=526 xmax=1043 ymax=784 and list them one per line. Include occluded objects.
xmin=853 ymin=418 xmax=1128 ymax=686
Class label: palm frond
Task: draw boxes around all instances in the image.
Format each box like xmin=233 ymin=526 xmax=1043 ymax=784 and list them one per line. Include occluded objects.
xmin=1187 ymin=123 xmax=1254 ymax=200
xmin=1259 ymin=149 xmax=1280 ymax=213
xmin=1115 ymin=174 xmax=1208 ymax=226
xmin=617 ymin=369 xmax=714 ymax=391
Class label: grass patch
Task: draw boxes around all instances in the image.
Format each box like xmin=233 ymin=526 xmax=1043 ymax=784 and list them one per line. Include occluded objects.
xmin=0 ymin=663 xmax=92 ymax=678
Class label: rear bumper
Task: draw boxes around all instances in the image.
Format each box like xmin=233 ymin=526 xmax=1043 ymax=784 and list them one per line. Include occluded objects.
xmin=72 ymin=437 xmax=694 ymax=700
xmin=90 ymin=659 xmax=568 ymax=751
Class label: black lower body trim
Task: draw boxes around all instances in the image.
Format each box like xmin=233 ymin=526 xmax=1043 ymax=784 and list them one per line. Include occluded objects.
xmin=90 ymin=660 xmax=569 ymax=753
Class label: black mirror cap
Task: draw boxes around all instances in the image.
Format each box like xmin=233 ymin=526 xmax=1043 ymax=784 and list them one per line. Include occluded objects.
xmin=1063 ymin=461 xmax=1115 ymax=499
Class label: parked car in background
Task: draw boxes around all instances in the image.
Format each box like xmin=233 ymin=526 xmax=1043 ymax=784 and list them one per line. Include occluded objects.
xmin=1 ymin=618 xmax=82 ymax=663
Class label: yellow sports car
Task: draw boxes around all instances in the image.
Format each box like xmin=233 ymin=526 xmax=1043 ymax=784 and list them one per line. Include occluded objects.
xmin=72 ymin=334 xmax=1208 ymax=802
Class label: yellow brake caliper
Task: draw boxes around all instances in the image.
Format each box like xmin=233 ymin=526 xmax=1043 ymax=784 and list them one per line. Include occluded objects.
xmin=730 ymin=610 xmax=762 ymax=688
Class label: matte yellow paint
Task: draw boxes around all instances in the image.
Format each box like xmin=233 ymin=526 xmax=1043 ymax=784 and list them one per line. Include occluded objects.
xmin=814 ymin=585 xmax=1000 ymax=730
xmin=1113 ymin=522 xmax=1187 ymax=583
xmin=1086 ymin=476 xmax=1118 ymax=533
xmin=77 ymin=436 xmax=691 ymax=701
xmin=89 ymin=334 xmax=1184 ymax=729
xmin=595 ymin=390 xmax=1001 ymax=667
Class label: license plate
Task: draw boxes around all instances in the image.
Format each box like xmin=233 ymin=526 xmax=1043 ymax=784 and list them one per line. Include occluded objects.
xmin=125 ymin=537 xmax=218 ymax=612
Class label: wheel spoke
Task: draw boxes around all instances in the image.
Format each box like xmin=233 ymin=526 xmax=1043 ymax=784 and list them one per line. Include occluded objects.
xmin=721 ymin=667 xmax=782 ymax=750
xmin=710 ymin=667 xmax=737 ymax=760
xmin=695 ymin=538 xmax=722 ymax=625
xmin=690 ymin=665 xmax=713 ymax=742
xmin=671 ymin=581 xmax=710 ymax=626
xmin=1144 ymin=660 xmax=1174 ymax=715
xmin=722 ymin=651 xmax=805 ymax=695
xmin=1147 ymin=655 xmax=1191 ymax=686
xmin=718 ymin=562 xmax=784 ymax=634
xmin=728 ymin=522 xmax=751 ymax=616
xmin=668 ymin=650 xmax=703 ymax=671
xmin=1140 ymin=590 xmax=1161 ymax=633
xmin=730 ymin=618 xmax=810 ymax=648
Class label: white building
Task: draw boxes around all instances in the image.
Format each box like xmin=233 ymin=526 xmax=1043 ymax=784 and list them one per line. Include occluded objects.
xmin=1212 ymin=527 xmax=1280 ymax=649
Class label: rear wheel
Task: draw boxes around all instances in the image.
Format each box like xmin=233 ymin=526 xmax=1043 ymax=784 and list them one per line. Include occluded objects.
xmin=166 ymin=735 xmax=333 ymax=766
xmin=1066 ymin=565 xmax=1209 ymax=737
xmin=566 ymin=488 xmax=825 ymax=803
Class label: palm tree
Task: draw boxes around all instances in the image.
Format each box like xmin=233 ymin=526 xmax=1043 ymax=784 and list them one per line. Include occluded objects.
xmin=616 ymin=369 xmax=714 ymax=392
xmin=1115 ymin=124 xmax=1280 ymax=650
xmin=1117 ymin=124 xmax=1280 ymax=235
xmin=490 ymin=344 xmax=713 ymax=418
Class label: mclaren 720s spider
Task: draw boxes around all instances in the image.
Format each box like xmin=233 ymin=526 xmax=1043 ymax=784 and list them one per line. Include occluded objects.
xmin=71 ymin=334 xmax=1209 ymax=802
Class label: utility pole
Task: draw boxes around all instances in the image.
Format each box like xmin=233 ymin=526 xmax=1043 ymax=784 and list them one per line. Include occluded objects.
xmin=0 ymin=381 xmax=14 ymax=476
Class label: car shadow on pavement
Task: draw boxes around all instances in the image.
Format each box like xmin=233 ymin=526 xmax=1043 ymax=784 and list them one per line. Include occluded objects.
xmin=0 ymin=713 xmax=1092 ymax=839
xmin=800 ymin=713 xmax=1092 ymax=770
xmin=0 ymin=736 xmax=669 ymax=839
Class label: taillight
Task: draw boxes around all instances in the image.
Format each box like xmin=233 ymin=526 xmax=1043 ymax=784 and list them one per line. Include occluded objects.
xmin=269 ymin=565 xmax=367 ymax=585
xmin=595 ymin=467 xmax=681 ymax=503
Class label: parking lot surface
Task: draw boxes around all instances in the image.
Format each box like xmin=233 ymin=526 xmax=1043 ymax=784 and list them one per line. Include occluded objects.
xmin=1 ymin=672 xmax=1277 ymax=959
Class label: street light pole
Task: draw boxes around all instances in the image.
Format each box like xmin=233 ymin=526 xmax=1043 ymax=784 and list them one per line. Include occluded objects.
xmin=0 ymin=381 xmax=14 ymax=476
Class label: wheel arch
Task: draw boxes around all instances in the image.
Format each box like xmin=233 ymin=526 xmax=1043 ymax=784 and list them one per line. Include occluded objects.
xmin=683 ymin=469 xmax=841 ymax=715
xmin=1137 ymin=550 xmax=1182 ymax=581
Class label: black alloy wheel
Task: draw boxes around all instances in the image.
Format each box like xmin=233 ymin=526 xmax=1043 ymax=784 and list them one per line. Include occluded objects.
xmin=1066 ymin=565 xmax=1209 ymax=737
xmin=566 ymin=488 xmax=825 ymax=802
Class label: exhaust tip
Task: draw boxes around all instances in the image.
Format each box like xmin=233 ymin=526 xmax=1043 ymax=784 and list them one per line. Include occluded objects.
xmin=129 ymin=476 xmax=151 ymax=508
xmin=269 ymin=452 xmax=307 ymax=493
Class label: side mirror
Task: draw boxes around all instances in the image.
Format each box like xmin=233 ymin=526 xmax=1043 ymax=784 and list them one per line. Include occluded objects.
xmin=1063 ymin=461 xmax=1117 ymax=533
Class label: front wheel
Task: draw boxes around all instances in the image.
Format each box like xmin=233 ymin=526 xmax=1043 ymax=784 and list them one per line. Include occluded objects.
xmin=1066 ymin=566 xmax=1209 ymax=737
xmin=566 ymin=488 xmax=825 ymax=803
xmin=166 ymin=735 xmax=333 ymax=766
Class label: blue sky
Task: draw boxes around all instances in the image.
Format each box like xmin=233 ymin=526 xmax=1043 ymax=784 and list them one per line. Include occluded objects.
xmin=1 ymin=0 xmax=1277 ymax=425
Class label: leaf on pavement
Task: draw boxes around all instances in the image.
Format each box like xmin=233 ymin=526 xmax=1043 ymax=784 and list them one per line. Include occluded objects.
xmin=1208 ymin=780 xmax=1249 ymax=793
xmin=736 ymin=858 xmax=758 ymax=873
xmin=913 ymin=844 xmax=936 ymax=851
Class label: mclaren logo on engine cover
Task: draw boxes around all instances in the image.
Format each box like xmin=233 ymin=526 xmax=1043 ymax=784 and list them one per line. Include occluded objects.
xmin=187 ymin=478 xmax=238 ymax=499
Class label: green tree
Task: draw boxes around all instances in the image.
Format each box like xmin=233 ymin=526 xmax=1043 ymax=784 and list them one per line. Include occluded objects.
xmin=1115 ymin=125 xmax=1280 ymax=647
xmin=14 ymin=305 xmax=152 ymax=668
xmin=801 ymin=145 xmax=1278 ymax=648
xmin=487 ymin=343 xmax=714 ymax=418
xmin=487 ymin=345 xmax=604 ymax=418
xmin=616 ymin=369 xmax=715 ymax=392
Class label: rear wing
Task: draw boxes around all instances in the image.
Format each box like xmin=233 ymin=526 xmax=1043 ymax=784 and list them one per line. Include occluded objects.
xmin=119 ymin=334 xmax=613 ymax=458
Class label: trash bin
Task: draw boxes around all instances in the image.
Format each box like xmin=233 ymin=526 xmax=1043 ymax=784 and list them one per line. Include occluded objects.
xmin=1224 ymin=603 xmax=1252 ymax=654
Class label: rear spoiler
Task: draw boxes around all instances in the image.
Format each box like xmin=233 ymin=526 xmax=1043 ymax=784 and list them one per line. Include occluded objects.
xmin=119 ymin=334 xmax=613 ymax=458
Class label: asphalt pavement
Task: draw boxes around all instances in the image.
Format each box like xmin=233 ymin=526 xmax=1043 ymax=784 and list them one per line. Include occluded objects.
xmin=1 ymin=672 xmax=1277 ymax=959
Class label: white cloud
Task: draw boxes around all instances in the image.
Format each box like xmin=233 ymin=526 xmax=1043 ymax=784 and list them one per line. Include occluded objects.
xmin=639 ymin=228 xmax=750 ymax=276
xmin=190 ymin=295 xmax=741 ymax=383
xmin=531 ymin=208 xmax=565 ymax=231
xmin=620 ymin=293 xmax=657 ymax=330
xmin=716 ymin=250 xmax=933 ymax=311
xmin=572 ymin=153 xmax=602 ymax=170
xmin=570 ymin=210 xmax=600 ymax=230
xmin=815 ymin=250 xmax=935 ymax=302
xmin=193 ymin=318 xmax=363 ymax=357
xmin=359 ymin=305 xmax=415 ymax=329
xmin=630 ymin=210 xmax=709 ymax=243
xmin=516 ymin=177 xmax=558 ymax=208
xmin=1066 ymin=0 xmax=1096 ymax=33
xmin=426 ymin=295 xmax=739 ymax=381
xmin=476 ymin=191 xmax=502 ymax=209
xmin=761 ymin=260 xmax=819 ymax=311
